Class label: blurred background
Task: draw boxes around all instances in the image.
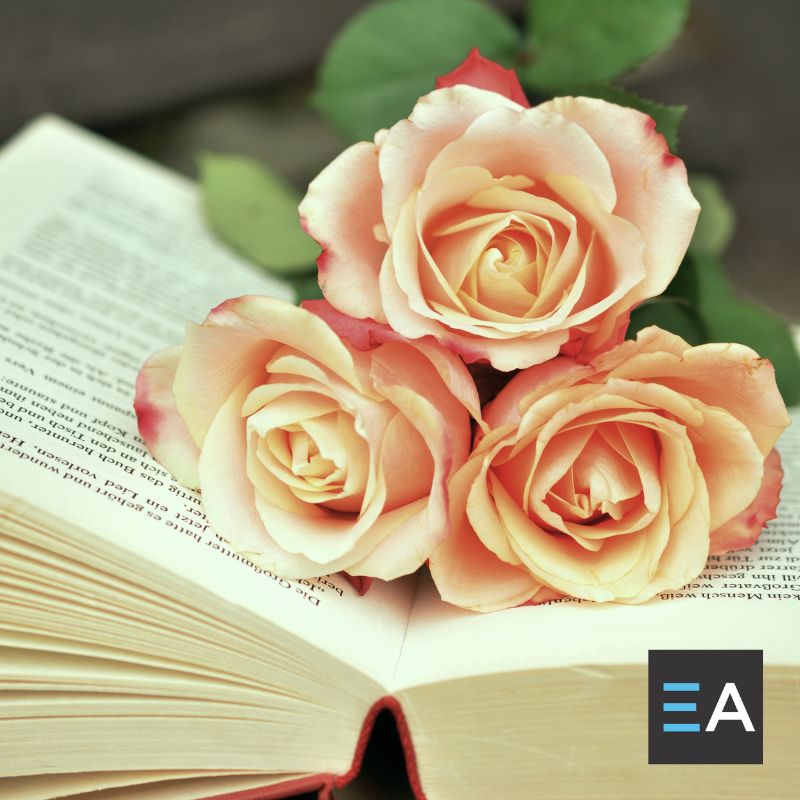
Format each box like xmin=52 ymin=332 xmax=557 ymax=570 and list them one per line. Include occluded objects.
xmin=2 ymin=0 xmax=798 ymax=322
xmin=1 ymin=1 xmax=797 ymax=796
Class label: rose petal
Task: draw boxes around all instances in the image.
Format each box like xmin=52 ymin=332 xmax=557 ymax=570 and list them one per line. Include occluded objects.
xmin=621 ymin=458 xmax=710 ymax=604
xmin=600 ymin=330 xmax=791 ymax=456
xmin=435 ymin=48 xmax=530 ymax=107
xmin=426 ymin=104 xmax=617 ymax=214
xmin=542 ymin=173 xmax=645 ymax=326
xmin=252 ymin=475 xmax=388 ymax=568
xmin=540 ymin=97 xmax=700 ymax=351
xmin=465 ymin=429 xmax=525 ymax=565
xmin=134 ymin=345 xmax=200 ymax=489
xmin=484 ymin=357 xmax=590 ymax=428
xmin=710 ymin=449 xmax=784 ymax=554
xmin=198 ymin=375 xmax=335 ymax=576
xmin=381 ymin=253 xmax=570 ymax=370
xmin=429 ymin=455 xmax=543 ymax=612
xmin=497 ymin=470 xmax=652 ymax=602
xmin=173 ymin=297 xmax=362 ymax=446
xmin=368 ymin=386 xmax=455 ymax=566
xmin=254 ymin=484 xmax=428 ymax=578
xmin=347 ymin=498 xmax=434 ymax=579
xmin=341 ymin=573 xmax=373 ymax=595
xmin=373 ymin=411 xmax=436 ymax=511
xmin=246 ymin=429 xmax=328 ymax=517
xmin=370 ymin=340 xmax=473 ymax=460
xmin=379 ymin=85 xmax=522 ymax=233
xmin=302 ymin=298 xmax=404 ymax=350
xmin=300 ymin=306 xmax=484 ymax=428
xmin=517 ymin=585 xmax=563 ymax=606
xmin=299 ymin=141 xmax=387 ymax=321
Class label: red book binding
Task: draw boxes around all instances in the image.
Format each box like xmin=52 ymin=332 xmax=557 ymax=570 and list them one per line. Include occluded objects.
xmin=204 ymin=696 xmax=426 ymax=800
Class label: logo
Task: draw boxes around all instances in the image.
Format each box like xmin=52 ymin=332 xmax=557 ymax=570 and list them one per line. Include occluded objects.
xmin=648 ymin=650 xmax=762 ymax=764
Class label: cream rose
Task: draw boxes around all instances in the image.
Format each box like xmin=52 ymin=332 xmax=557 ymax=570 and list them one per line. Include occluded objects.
xmin=299 ymin=51 xmax=700 ymax=371
xmin=134 ymin=296 xmax=479 ymax=579
xmin=429 ymin=326 xmax=790 ymax=612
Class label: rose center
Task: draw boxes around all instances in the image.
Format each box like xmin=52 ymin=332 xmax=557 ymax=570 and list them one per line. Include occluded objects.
xmin=542 ymin=426 xmax=645 ymax=529
xmin=247 ymin=403 xmax=369 ymax=514
xmin=461 ymin=223 xmax=548 ymax=317
xmin=283 ymin=425 xmax=344 ymax=487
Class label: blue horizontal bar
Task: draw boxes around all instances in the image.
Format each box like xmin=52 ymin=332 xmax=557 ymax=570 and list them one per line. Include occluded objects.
xmin=663 ymin=682 xmax=700 ymax=692
xmin=663 ymin=723 xmax=701 ymax=732
xmin=663 ymin=702 xmax=696 ymax=712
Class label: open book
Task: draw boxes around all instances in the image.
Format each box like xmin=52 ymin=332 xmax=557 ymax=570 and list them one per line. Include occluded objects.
xmin=1 ymin=118 xmax=798 ymax=800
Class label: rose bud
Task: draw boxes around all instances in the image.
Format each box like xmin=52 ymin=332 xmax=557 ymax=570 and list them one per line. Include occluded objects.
xmin=299 ymin=49 xmax=700 ymax=371
xmin=135 ymin=296 xmax=479 ymax=580
xmin=429 ymin=326 xmax=790 ymax=612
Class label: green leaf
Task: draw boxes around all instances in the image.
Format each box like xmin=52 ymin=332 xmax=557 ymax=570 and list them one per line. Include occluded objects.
xmin=288 ymin=274 xmax=324 ymax=302
xmin=628 ymin=297 xmax=705 ymax=345
xmin=571 ymin=85 xmax=685 ymax=152
xmin=523 ymin=0 xmax=690 ymax=90
xmin=663 ymin=255 xmax=700 ymax=305
xmin=313 ymin=0 xmax=520 ymax=142
xmin=688 ymin=173 xmax=736 ymax=258
xmin=687 ymin=256 xmax=800 ymax=405
xmin=199 ymin=153 xmax=320 ymax=276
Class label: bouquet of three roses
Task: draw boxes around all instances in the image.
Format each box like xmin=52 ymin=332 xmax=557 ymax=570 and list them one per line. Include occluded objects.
xmin=136 ymin=52 xmax=789 ymax=612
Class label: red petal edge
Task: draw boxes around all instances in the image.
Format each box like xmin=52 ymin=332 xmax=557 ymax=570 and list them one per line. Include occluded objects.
xmin=516 ymin=585 xmax=564 ymax=607
xmin=436 ymin=47 xmax=530 ymax=108
xmin=710 ymin=449 xmax=784 ymax=555
xmin=303 ymin=298 xmax=405 ymax=351
xmin=341 ymin=572 xmax=373 ymax=596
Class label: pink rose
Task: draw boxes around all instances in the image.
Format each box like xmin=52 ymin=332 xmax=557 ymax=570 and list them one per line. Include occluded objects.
xmin=708 ymin=448 xmax=784 ymax=555
xmin=135 ymin=297 xmax=479 ymax=579
xmin=299 ymin=51 xmax=700 ymax=371
xmin=429 ymin=326 xmax=790 ymax=612
xmin=435 ymin=47 xmax=530 ymax=107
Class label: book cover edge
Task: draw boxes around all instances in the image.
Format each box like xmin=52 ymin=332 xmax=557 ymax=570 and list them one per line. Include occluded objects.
xmin=200 ymin=695 xmax=426 ymax=800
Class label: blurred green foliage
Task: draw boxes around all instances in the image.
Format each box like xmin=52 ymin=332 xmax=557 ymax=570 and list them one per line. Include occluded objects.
xmin=630 ymin=174 xmax=799 ymax=402
xmin=568 ymin=86 xmax=686 ymax=152
xmin=312 ymin=0 xmax=519 ymax=141
xmin=688 ymin=174 xmax=736 ymax=258
xmin=200 ymin=153 xmax=319 ymax=276
xmin=522 ymin=0 xmax=690 ymax=89
xmin=199 ymin=0 xmax=799 ymax=402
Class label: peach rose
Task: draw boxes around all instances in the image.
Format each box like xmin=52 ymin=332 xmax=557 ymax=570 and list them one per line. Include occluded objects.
xmin=134 ymin=296 xmax=480 ymax=579
xmin=299 ymin=50 xmax=700 ymax=371
xmin=429 ymin=326 xmax=790 ymax=612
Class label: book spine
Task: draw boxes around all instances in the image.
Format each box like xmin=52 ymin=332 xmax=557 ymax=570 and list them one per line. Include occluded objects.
xmin=202 ymin=695 xmax=427 ymax=800
xmin=332 ymin=695 xmax=426 ymax=800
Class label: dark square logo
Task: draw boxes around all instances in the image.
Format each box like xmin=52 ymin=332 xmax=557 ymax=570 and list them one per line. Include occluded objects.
xmin=648 ymin=650 xmax=762 ymax=764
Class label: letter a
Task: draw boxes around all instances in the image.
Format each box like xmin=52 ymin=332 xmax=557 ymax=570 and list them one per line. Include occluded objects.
xmin=705 ymin=683 xmax=755 ymax=732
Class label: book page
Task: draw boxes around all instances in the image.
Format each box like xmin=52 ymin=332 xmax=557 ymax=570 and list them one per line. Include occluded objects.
xmin=0 ymin=116 xmax=415 ymax=687
xmin=394 ymin=408 xmax=800 ymax=691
